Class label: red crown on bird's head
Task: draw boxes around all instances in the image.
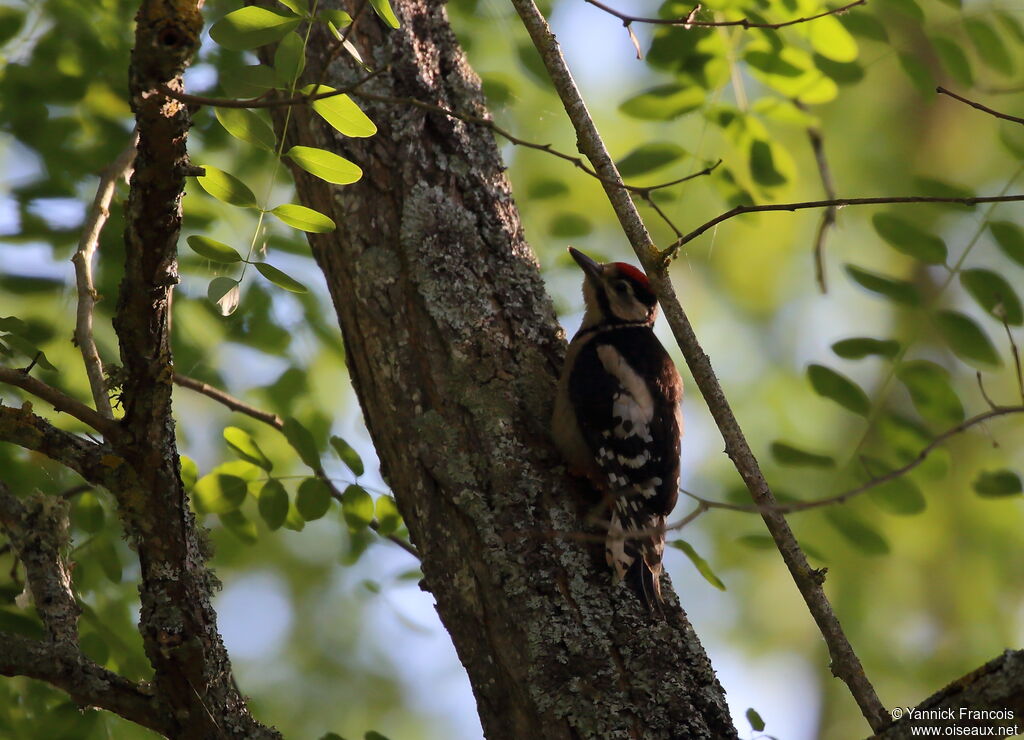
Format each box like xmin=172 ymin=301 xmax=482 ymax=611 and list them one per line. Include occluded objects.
xmin=610 ymin=262 xmax=650 ymax=289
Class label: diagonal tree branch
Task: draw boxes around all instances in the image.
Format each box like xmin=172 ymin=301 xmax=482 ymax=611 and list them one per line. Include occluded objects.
xmin=0 ymin=482 xmax=79 ymax=644
xmin=0 ymin=632 xmax=168 ymax=734
xmin=0 ymin=367 xmax=121 ymax=439
xmin=509 ymin=0 xmax=889 ymax=730
xmin=72 ymin=135 xmax=138 ymax=420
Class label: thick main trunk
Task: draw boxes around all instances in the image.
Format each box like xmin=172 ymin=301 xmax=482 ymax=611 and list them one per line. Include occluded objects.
xmin=269 ymin=0 xmax=736 ymax=735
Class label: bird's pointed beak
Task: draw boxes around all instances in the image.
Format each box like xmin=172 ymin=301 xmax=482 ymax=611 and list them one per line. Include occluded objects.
xmin=568 ymin=247 xmax=603 ymax=280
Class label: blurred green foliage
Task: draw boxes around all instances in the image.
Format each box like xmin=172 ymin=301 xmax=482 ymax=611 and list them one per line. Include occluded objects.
xmin=0 ymin=0 xmax=1022 ymax=737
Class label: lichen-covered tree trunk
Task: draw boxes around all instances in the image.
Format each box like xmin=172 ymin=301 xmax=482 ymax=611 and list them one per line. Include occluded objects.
xmin=263 ymin=0 xmax=737 ymax=736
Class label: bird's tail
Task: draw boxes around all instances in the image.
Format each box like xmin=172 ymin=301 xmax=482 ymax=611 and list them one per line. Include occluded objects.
xmin=608 ymin=511 xmax=666 ymax=613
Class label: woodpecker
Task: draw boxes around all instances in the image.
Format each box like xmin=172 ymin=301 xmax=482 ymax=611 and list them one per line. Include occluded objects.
xmin=552 ymin=247 xmax=683 ymax=608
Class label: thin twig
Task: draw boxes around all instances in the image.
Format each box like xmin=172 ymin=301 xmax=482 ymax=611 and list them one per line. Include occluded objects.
xmin=173 ymin=373 xmax=284 ymax=429
xmin=937 ymin=86 xmax=1024 ymax=126
xmin=674 ymin=405 xmax=1024 ymax=519
xmin=313 ymin=0 xmax=371 ymax=93
xmin=510 ymin=0 xmax=888 ymax=729
xmin=172 ymin=373 xmax=419 ymax=558
xmin=352 ymin=90 xmax=717 ymax=196
xmin=976 ymin=372 xmax=999 ymax=411
xmin=0 ymin=367 xmax=120 ymax=439
xmin=584 ymin=0 xmax=866 ymax=29
xmin=664 ymin=194 xmax=1024 ymax=258
xmin=1004 ymin=323 xmax=1024 ymax=405
xmin=155 ymin=66 xmax=386 ymax=110
xmin=799 ymin=100 xmax=837 ymax=293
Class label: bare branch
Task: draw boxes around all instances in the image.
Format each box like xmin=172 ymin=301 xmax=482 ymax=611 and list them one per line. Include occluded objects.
xmin=0 ymin=632 xmax=168 ymax=734
xmin=584 ymin=0 xmax=866 ymax=29
xmin=1004 ymin=323 xmax=1024 ymax=405
xmin=937 ymin=86 xmax=1024 ymax=126
xmin=72 ymin=135 xmax=137 ymax=420
xmin=0 ymin=482 xmax=79 ymax=644
xmin=510 ymin=0 xmax=888 ymax=729
xmin=0 ymin=405 xmax=125 ymax=496
xmin=173 ymin=372 xmax=284 ymax=429
xmin=0 ymin=367 xmax=121 ymax=439
xmin=664 ymin=194 xmax=1024 ymax=258
xmin=676 ymin=406 xmax=1024 ymax=519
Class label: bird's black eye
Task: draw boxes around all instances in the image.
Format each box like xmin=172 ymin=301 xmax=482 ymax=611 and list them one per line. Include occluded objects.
xmin=613 ymin=280 xmax=630 ymax=294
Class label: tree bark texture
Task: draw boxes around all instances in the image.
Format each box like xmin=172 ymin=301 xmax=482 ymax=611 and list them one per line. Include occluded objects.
xmin=263 ymin=0 xmax=737 ymax=736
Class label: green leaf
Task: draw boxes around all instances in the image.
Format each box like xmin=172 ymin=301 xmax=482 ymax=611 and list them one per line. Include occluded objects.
xmin=281 ymin=416 xmax=321 ymax=469
xmin=845 ymin=264 xmax=921 ymax=306
xmin=871 ymin=213 xmax=946 ymax=264
xmin=770 ymin=442 xmax=835 ymax=468
xmin=736 ymin=534 xmax=774 ymax=550
xmin=615 ymin=142 xmax=686 ymax=178
xmin=896 ymin=360 xmax=965 ymax=426
xmin=748 ymin=139 xmax=789 ymax=187
xmin=274 ymin=31 xmax=306 ymax=84
xmin=220 ymin=510 xmax=258 ymax=544
xmin=195 ymin=166 xmax=258 ymax=208
xmin=220 ymin=65 xmax=279 ymax=98
xmin=960 ymin=268 xmax=1023 ymax=325
xmin=668 ymin=540 xmax=725 ymax=590
xmin=368 ymin=0 xmax=400 ymax=28
xmin=287 ymin=145 xmax=363 ymax=184
xmin=839 ymin=12 xmax=888 ymax=42
xmin=878 ymin=0 xmax=923 ymax=22
xmin=72 ymin=492 xmax=104 ymax=534
xmin=824 ymin=509 xmax=889 ymax=555
xmin=214 ymin=107 xmax=277 ymax=151
xmin=330 ymin=436 xmax=364 ymax=476
xmin=807 ymin=364 xmax=870 ymax=416
xmin=990 ymin=221 xmax=1024 ymax=267
xmin=303 ymin=85 xmax=377 ymax=138
xmin=193 ymin=474 xmax=248 ymax=514
xmin=210 ymin=7 xmax=301 ymax=51
xmin=549 ymin=213 xmax=592 ymax=238
xmin=319 ymin=733 xmax=346 ymax=740
xmin=187 ymin=236 xmax=242 ymax=263
xmin=365 ymin=733 xmax=391 ymax=740
xmin=297 ymin=478 xmax=332 ymax=521
xmin=224 ymin=426 xmax=273 ymax=471
xmin=860 ymin=458 xmax=927 ymax=514
xmin=933 ymin=310 xmax=1001 ymax=368
xmin=831 ymin=337 xmax=901 ymax=360
xmin=207 ymin=277 xmax=241 ymax=317
xmin=932 ymin=36 xmax=973 ymax=88
xmin=527 ymin=178 xmax=569 ymax=200
xmin=805 ymin=16 xmax=857 ymax=63
xmin=96 ymin=538 xmax=122 ymax=583
xmin=877 ymin=413 xmax=932 ymax=464
xmin=278 ymin=0 xmax=310 ymax=15
xmin=0 ymin=333 xmax=56 ymax=370
xmin=375 ymin=495 xmax=401 ymax=535
xmin=0 ymin=608 xmax=44 ymax=639
xmin=746 ymin=708 xmax=766 ymax=732
xmin=254 ymin=262 xmax=308 ymax=293
xmin=965 ymin=19 xmax=1014 ymax=76
xmin=271 ymin=204 xmax=336 ymax=233
xmin=974 ymin=470 xmax=1023 ymax=497
xmin=180 ymin=456 xmax=198 ymax=491
xmin=619 ymin=84 xmax=705 ymax=121
xmin=342 ymin=484 xmax=374 ymax=531
xmin=897 ymin=52 xmax=934 ymax=97
xmin=258 ymin=479 xmax=289 ymax=530
xmin=317 ymin=10 xmax=352 ymax=29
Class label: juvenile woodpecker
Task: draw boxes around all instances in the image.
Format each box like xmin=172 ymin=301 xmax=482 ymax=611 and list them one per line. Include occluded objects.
xmin=552 ymin=247 xmax=683 ymax=608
